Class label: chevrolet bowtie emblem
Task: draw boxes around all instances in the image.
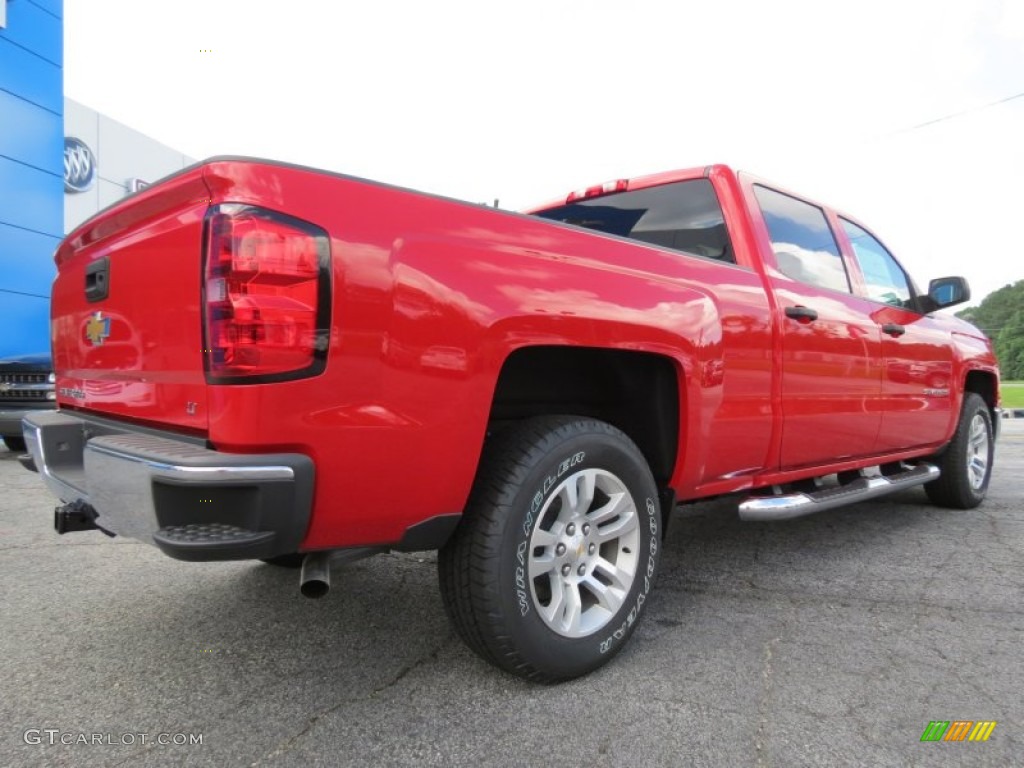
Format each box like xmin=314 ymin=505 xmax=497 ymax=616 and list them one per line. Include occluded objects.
xmin=85 ymin=311 xmax=111 ymax=346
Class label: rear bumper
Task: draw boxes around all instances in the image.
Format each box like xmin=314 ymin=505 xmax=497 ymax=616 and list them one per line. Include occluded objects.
xmin=22 ymin=410 xmax=313 ymax=562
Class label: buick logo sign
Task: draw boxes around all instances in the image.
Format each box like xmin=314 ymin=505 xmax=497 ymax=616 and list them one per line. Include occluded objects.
xmin=64 ymin=137 xmax=96 ymax=193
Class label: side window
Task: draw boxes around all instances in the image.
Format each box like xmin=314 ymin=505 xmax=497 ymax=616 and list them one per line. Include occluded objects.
xmin=840 ymin=219 xmax=912 ymax=308
xmin=533 ymin=179 xmax=735 ymax=263
xmin=753 ymin=185 xmax=851 ymax=293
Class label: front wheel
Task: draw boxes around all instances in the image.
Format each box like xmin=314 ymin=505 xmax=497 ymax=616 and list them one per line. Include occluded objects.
xmin=438 ymin=416 xmax=661 ymax=682
xmin=925 ymin=393 xmax=994 ymax=509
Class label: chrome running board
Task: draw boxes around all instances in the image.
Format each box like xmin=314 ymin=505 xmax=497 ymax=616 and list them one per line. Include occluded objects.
xmin=738 ymin=463 xmax=940 ymax=521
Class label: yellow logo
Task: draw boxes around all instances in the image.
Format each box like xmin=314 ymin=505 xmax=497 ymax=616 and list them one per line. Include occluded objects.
xmin=85 ymin=312 xmax=111 ymax=346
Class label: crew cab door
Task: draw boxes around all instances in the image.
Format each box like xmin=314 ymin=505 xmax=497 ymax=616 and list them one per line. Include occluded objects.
xmin=836 ymin=218 xmax=955 ymax=451
xmin=751 ymin=185 xmax=884 ymax=469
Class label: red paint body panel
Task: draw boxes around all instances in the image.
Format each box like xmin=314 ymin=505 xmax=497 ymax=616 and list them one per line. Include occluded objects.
xmin=49 ymin=158 xmax=1000 ymax=550
xmin=52 ymin=169 xmax=211 ymax=432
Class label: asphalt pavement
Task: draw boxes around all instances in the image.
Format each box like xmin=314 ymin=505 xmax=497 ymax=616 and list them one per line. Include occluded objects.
xmin=2 ymin=422 xmax=1022 ymax=767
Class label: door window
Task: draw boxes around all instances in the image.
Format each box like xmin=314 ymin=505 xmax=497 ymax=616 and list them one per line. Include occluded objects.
xmin=754 ymin=185 xmax=851 ymax=293
xmin=840 ymin=219 xmax=913 ymax=308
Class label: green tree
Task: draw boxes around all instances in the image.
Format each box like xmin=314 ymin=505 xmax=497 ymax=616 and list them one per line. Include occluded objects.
xmin=956 ymin=279 xmax=1024 ymax=337
xmin=957 ymin=280 xmax=1024 ymax=377
xmin=996 ymin=310 xmax=1024 ymax=380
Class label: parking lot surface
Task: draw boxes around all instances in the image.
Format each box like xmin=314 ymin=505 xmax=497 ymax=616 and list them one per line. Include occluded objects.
xmin=2 ymin=421 xmax=1022 ymax=767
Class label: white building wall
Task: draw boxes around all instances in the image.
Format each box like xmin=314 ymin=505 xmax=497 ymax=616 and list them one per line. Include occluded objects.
xmin=64 ymin=98 xmax=195 ymax=233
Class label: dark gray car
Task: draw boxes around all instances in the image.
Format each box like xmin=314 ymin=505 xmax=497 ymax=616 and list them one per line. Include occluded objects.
xmin=0 ymin=354 xmax=55 ymax=452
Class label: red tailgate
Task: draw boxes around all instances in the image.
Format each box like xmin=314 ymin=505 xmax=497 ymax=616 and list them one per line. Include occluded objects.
xmin=51 ymin=167 xmax=212 ymax=432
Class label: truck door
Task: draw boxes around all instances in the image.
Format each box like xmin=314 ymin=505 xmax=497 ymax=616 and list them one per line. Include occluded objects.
xmin=752 ymin=185 xmax=884 ymax=469
xmin=837 ymin=218 xmax=955 ymax=452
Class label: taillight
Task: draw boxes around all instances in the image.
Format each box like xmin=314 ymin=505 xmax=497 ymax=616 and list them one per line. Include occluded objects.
xmin=202 ymin=204 xmax=330 ymax=382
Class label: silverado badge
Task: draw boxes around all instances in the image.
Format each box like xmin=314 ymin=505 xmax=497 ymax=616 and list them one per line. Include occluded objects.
xmin=85 ymin=311 xmax=111 ymax=346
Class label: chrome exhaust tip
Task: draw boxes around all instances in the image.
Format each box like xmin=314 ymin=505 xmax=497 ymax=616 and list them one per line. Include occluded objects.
xmin=298 ymin=547 xmax=385 ymax=598
xmin=299 ymin=551 xmax=331 ymax=599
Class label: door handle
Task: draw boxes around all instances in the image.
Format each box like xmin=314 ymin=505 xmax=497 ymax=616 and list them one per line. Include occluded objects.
xmin=881 ymin=323 xmax=906 ymax=337
xmin=784 ymin=305 xmax=818 ymax=322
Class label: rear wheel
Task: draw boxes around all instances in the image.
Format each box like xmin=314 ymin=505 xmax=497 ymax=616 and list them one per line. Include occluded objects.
xmin=925 ymin=393 xmax=993 ymax=509
xmin=2 ymin=436 xmax=26 ymax=453
xmin=439 ymin=416 xmax=661 ymax=682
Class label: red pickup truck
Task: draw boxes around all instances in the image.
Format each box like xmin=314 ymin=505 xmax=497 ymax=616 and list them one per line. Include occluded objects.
xmin=23 ymin=158 xmax=1000 ymax=682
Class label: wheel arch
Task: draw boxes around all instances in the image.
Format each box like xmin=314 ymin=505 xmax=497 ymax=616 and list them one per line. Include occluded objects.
xmin=964 ymin=369 xmax=999 ymax=418
xmin=487 ymin=345 xmax=681 ymax=488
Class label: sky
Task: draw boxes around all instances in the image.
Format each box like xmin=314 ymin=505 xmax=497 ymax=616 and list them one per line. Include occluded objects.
xmin=64 ymin=0 xmax=1024 ymax=304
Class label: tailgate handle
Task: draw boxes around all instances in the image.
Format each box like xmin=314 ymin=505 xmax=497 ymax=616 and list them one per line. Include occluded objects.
xmin=85 ymin=257 xmax=110 ymax=303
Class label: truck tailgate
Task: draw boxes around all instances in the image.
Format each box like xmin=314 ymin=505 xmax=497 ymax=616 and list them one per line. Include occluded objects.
xmin=51 ymin=166 xmax=211 ymax=431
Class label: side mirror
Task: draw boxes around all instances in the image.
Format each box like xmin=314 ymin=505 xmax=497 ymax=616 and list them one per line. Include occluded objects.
xmin=926 ymin=276 xmax=970 ymax=310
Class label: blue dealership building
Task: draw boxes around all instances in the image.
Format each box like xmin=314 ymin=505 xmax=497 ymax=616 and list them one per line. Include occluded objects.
xmin=1 ymin=1 xmax=192 ymax=361
xmin=0 ymin=0 xmax=63 ymax=358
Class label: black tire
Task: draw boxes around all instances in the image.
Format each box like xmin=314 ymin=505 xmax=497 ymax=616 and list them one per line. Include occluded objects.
xmin=260 ymin=554 xmax=305 ymax=568
xmin=2 ymin=436 xmax=26 ymax=453
xmin=924 ymin=393 xmax=994 ymax=509
xmin=438 ymin=416 xmax=661 ymax=682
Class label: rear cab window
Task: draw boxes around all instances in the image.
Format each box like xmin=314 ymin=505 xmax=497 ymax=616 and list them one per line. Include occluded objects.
xmin=532 ymin=179 xmax=736 ymax=264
